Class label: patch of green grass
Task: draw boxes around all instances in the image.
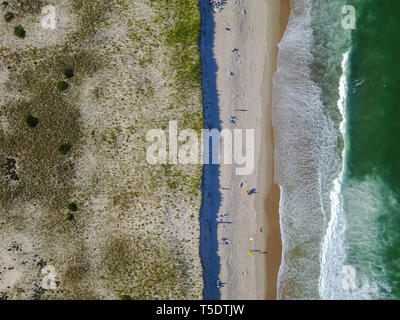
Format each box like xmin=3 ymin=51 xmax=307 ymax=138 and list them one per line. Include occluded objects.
xmin=10 ymin=0 xmax=42 ymax=15
xmin=71 ymin=0 xmax=115 ymax=40
xmin=56 ymin=80 xmax=69 ymax=91
xmin=4 ymin=12 xmax=14 ymax=23
xmin=101 ymin=236 xmax=189 ymax=299
xmin=163 ymin=0 xmax=201 ymax=90
xmin=58 ymin=143 xmax=72 ymax=155
xmin=64 ymin=68 xmax=74 ymax=78
xmin=68 ymin=202 xmax=78 ymax=212
xmin=26 ymin=115 xmax=39 ymax=128
xmin=14 ymin=25 xmax=26 ymax=38
xmin=0 ymin=47 xmax=102 ymax=213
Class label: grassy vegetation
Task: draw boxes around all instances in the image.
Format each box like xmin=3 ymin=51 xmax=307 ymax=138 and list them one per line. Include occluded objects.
xmin=0 ymin=47 xmax=101 ymax=211
xmin=56 ymin=80 xmax=69 ymax=91
xmin=163 ymin=0 xmax=202 ymax=90
xmin=26 ymin=115 xmax=39 ymax=128
xmin=101 ymin=236 xmax=189 ymax=299
xmin=126 ymin=0 xmax=203 ymax=140
xmin=14 ymin=25 xmax=26 ymax=38
xmin=64 ymin=68 xmax=75 ymax=78
xmin=4 ymin=12 xmax=14 ymax=22
xmin=58 ymin=143 xmax=72 ymax=155
xmin=0 ymin=0 xmax=204 ymax=300
xmin=9 ymin=0 xmax=42 ymax=15
xmin=71 ymin=0 xmax=115 ymax=40
xmin=68 ymin=202 xmax=78 ymax=211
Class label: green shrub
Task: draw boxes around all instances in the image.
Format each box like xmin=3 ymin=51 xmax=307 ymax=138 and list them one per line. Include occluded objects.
xmin=68 ymin=202 xmax=78 ymax=212
xmin=4 ymin=12 xmax=14 ymax=23
xmin=64 ymin=68 xmax=74 ymax=78
xmin=67 ymin=213 xmax=75 ymax=221
xmin=56 ymin=80 xmax=69 ymax=91
xmin=120 ymin=295 xmax=132 ymax=300
xmin=14 ymin=25 xmax=26 ymax=38
xmin=58 ymin=143 xmax=72 ymax=155
xmin=26 ymin=115 xmax=39 ymax=128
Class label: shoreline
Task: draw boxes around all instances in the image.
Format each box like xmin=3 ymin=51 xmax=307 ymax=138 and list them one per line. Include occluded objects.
xmin=262 ymin=0 xmax=290 ymax=300
xmin=209 ymin=0 xmax=290 ymax=299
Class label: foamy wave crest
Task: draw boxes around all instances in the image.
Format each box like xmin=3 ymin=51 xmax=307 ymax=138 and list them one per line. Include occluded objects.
xmin=339 ymin=175 xmax=394 ymax=299
xmin=273 ymin=0 xmax=346 ymax=299
xmin=319 ymin=51 xmax=349 ymax=299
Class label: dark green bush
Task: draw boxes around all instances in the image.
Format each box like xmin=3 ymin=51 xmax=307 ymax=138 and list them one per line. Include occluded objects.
xmin=67 ymin=213 xmax=75 ymax=221
xmin=56 ymin=80 xmax=69 ymax=91
xmin=120 ymin=295 xmax=132 ymax=300
xmin=68 ymin=202 xmax=78 ymax=212
xmin=4 ymin=12 xmax=14 ymax=23
xmin=14 ymin=25 xmax=26 ymax=38
xmin=64 ymin=68 xmax=74 ymax=78
xmin=26 ymin=115 xmax=39 ymax=128
xmin=58 ymin=143 xmax=72 ymax=155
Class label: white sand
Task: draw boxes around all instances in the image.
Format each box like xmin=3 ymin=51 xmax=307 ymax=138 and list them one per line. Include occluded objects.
xmin=212 ymin=0 xmax=289 ymax=299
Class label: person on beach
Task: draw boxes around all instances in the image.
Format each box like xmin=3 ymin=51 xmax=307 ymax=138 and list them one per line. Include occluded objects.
xmin=210 ymin=0 xmax=221 ymax=13
xmin=246 ymin=188 xmax=257 ymax=195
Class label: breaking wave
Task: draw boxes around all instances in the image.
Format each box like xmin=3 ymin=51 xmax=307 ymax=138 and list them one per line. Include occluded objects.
xmin=273 ymin=0 xmax=350 ymax=299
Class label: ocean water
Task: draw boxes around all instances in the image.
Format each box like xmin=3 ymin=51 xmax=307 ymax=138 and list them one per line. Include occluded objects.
xmin=273 ymin=0 xmax=400 ymax=299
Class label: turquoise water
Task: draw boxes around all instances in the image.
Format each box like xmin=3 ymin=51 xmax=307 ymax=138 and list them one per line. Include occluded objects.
xmin=274 ymin=0 xmax=400 ymax=299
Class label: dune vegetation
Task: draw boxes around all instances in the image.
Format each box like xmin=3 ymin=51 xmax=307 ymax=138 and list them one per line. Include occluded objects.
xmin=0 ymin=0 xmax=203 ymax=299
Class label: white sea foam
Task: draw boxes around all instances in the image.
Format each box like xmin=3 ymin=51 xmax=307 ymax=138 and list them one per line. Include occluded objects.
xmin=319 ymin=51 xmax=349 ymax=299
xmin=273 ymin=0 xmax=348 ymax=299
xmin=335 ymin=175 xmax=394 ymax=299
xmin=273 ymin=0 xmax=328 ymax=299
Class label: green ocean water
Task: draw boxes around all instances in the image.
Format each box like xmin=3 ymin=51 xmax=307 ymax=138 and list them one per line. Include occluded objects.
xmin=344 ymin=0 xmax=400 ymax=299
xmin=273 ymin=0 xmax=400 ymax=299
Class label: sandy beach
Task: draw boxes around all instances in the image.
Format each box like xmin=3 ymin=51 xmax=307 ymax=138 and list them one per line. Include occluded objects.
xmin=208 ymin=0 xmax=289 ymax=299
